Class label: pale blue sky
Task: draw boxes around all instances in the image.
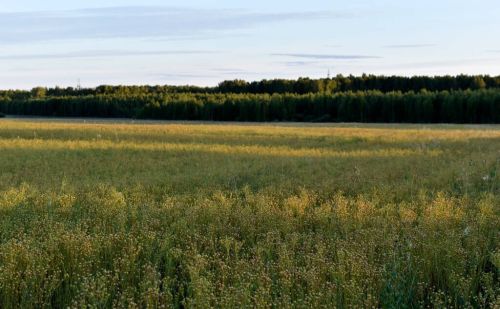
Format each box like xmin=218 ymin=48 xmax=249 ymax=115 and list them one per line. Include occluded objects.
xmin=1 ymin=0 xmax=499 ymax=89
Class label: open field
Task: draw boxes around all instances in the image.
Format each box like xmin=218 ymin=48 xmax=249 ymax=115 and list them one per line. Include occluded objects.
xmin=0 ymin=119 xmax=499 ymax=308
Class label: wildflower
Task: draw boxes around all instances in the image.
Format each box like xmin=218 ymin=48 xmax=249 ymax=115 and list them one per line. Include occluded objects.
xmin=463 ymin=226 xmax=471 ymax=236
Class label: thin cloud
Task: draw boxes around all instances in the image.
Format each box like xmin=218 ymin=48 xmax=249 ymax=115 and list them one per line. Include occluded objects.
xmin=0 ymin=50 xmax=216 ymax=60
xmin=0 ymin=7 xmax=343 ymax=44
xmin=272 ymin=53 xmax=381 ymax=60
xmin=283 ymin=61 xmax=320 ymax=67
xmin=384 ymin=44 xmax=436 ymax=49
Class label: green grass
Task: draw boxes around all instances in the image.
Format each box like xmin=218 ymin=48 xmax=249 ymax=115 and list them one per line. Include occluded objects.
xmin=0 ymin=119 xmax=498 ymax=308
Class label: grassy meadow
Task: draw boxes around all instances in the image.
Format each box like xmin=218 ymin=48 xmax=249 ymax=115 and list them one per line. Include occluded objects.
xmin=0 ymin=119 xmax=499 ymax=308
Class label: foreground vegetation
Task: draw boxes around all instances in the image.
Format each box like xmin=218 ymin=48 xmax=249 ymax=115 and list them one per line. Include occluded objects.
xmin=0 ymin=119 xmax=499 ymax=308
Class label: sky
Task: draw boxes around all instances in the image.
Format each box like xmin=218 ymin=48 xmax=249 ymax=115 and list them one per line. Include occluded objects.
xmin=1 ymin=0 xmax=500 ymax=89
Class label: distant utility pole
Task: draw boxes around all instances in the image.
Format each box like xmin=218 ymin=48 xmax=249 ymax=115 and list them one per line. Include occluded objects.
xmin=327 ymin=69 xmax=331 ymax=79
xmin=77 ymin=78 xmax=81 ymax=90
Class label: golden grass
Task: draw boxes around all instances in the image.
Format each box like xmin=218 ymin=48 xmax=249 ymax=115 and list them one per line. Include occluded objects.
xmin=0 ymin=119 xmax=498 ymax=308
xmin=2 ymin=119 xmax=500 ymax=141
xmin=0 ymin=138 xmax=445 ymax=158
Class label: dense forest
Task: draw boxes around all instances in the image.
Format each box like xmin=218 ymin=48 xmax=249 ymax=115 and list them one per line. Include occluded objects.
xmin=1 ymin=75 xmax=499 ymax=123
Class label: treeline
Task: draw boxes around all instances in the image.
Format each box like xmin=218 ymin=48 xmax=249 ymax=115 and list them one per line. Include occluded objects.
xmin=1 ymin=75 xmax=500 ymax=100
xmin=1 ymin=89 xmax=499 ymax=123
xmin=217 ymin=75 xmax=500 ymax=94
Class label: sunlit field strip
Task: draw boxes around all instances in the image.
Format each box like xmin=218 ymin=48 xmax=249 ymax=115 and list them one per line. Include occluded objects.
xmin=0 ymin=138 xmax=445 ymax=158
xmin=1 ymin=120 xmax=499 ymax=142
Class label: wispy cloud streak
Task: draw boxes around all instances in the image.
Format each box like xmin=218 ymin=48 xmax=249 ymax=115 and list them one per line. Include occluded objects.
xmin=272 ymin=53 xmax=381 ymax=60
xmin=0 ymin=7 xmax=341 ymax=44
xmin=0 ymin=50 xmax=215 ymax=60
xmin=384 ymin=44 xmax=435 ymax=49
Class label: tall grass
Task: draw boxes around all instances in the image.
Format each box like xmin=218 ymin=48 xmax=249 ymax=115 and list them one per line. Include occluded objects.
xmin=0 ymin=120 xmax=498 ymax=308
